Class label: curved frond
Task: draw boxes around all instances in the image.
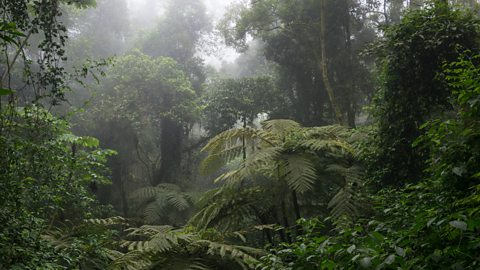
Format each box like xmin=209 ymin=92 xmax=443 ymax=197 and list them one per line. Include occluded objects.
xmin=188 ymin=188 xmax=263 ymax=232
xmin=194 ymin=240 xmax=264 ymax=269
xmin=200 ymin=127 xmax=280 ymax=176
xmin=109 ymin=250 xmax=152 ymax=270
xmin=327 ymin=165 xmax=365 ymax=220
xmin=261 ymin=119 xmax=301 ymax=135
xmin=284 ymin=154 xmax=317 ymax=193
xmin=85 ymin=216 xmax=128 ymax=226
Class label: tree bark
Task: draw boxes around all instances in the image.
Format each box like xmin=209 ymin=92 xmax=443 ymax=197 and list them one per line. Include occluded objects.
xmin=156 ymin=117 xmax=183 ymax=185
xmin=319 ymin=0 xmax=344 ymax=125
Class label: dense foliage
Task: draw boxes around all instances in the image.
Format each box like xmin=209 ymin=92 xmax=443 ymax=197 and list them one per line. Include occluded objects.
xmin=370 ymin=2 xmax=480 ymax=185
xmin=2 ymin=0 xmax=480 ymax=269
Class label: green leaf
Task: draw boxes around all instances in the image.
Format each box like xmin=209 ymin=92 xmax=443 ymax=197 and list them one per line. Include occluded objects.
xmin=449 ymin=220 xmax=467 ymax=231
xmin=395 ymin=246 xmax=406 ymax=257
xmin=359 ymin=257 xmax=372 ymax=268
xmin=0 ymin=88 xmax=14 ymax=95
xmin=384 ymin=254 xmax=395 ymax=265
xmin=347 ymin=244 xmax=356 ymax=254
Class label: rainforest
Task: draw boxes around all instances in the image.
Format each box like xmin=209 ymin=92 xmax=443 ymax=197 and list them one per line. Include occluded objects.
xmin=1 ymin=0 xmax=480 ymax=269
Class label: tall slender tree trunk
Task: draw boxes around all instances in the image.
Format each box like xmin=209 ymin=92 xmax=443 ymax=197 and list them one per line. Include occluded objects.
xmin=281 ymin=200 xmax=292 ymax=243
xmin=344 ymin=0 xmax=356 ymax=128
xmin=156 ymin=117 xmax=183 ymax=185
xmin=319 ymin=0 xmax=344 ymax=125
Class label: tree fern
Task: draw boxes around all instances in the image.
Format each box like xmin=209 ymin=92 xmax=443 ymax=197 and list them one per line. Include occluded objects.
xmin=188 ymin=187 xmax=265 ymax=232
xmin=111 ymin=224 xmax=263 ymax=270
xmin=198 ymin=119 xmax=365 ymax=232
xmin=284 ymin=154 xmax=317 ymax=194
xmin=130 ymin=183 xmax=194 ymax=225
xmin=326 ymin=164 xmax=366 ymax=220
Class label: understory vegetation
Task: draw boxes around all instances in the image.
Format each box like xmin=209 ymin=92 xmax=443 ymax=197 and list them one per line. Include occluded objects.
xmin=1 ymin=0 xmax=480 ymax=269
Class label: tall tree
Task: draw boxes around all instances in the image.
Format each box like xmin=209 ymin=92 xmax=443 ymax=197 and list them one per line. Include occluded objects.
xmin=371 ymin=2 xmax=480 ymax=185
xmin=219 ymin=0 xmax=376 ymax=127
xmin=139 ymin=0 xmax=211 ymax=183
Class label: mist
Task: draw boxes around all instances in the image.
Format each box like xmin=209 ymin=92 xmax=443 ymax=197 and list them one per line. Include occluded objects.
xmin=2 ymin=0 xmax=480 ymax=269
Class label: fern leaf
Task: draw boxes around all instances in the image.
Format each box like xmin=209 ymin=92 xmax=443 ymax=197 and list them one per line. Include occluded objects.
xmin=284 ymin=154 xmax=317 ymax=194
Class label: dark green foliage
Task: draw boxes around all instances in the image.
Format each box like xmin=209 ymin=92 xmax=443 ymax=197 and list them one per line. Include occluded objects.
xmin=219 ymin=0 xmax=375 ymax=126
xmin=203 ymin=77 xmax=278 ymax=135
xmin=257 ymin=182 xmax=480 ymax=270
xmin=371 ymin=3 xmax=480 ymax=185
xmin=417 ymin=52 xmax=480 ymax=190
xmin=257 ymin=46 xmax=480 ymax=270
xmin=0 ymin=106 xmax=114 ymax=268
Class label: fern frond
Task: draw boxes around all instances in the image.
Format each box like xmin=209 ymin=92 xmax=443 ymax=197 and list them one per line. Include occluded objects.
xmin=328 ymin=184 xmax=361 ymax=219
xmin=188 ymin=188 xmax=262 ymax=232
xmin=301 ymin=138 xmax=354 ymax=155
xmin=109 ymin=250 xmax=152 ymax=270
xmin=326 ymin=164 xmax=364 ymax=185
xmin=195 ymin=240 xmax=264 ymax=268
xmin=143 ymin=201 xmax=164 ymax=224
xmin=201 ymin=127 xmax=257 ymax=154
xmin=85 ymin=216 xmax=128 ymax=226
xmin=261 ymin=119 xmax=301 ymax=135
xmin=130 ymin=186 xmax=164 ymax=201
xmin=305 ymin=125 xmax=349 ymax=139
xmin=325 ymin=163 xmax=365 ymax=220
xmin=122 ymin=225 xmax=194 ymax=253
xmin=152 ymin=257 xmax=212 ymax=270
xmin=284 ymin=154 xmax=317 ymax=193
xmin=213 ymin=146 xmax=282 ymax=187
xmin=199 ymin=145 xmax=244 ymax=175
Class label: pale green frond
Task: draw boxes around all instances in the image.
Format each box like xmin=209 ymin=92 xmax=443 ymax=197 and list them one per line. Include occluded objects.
xmin=199 ymin=145 xmax=244 ymax=175
xmin=195 ymin=240 xmax=264 ymax=268
xmin=216 ymin=145 xmax=282 ymax=186
xmin=85 ymin=216 xmax=128 ymax=226
xmin=188 ymin=188 xmax=262 ymax=232
xmin=143 ymin=201 xmax=164 ymax=224
xmin=284 ymin=154 xmax=317 ymax=193
xmin=201 ymin=127 xmax=257 ymax=154
xmin=156 ymin=183 xmax=182 ymax=192
xmin=200 ymin=126 xmax=279 ymax=176
xmin=305 ymin=125 xmax=349 ymax=139
xmin=328 ymin=183 xmax=363 ymax=220
xmin=261 ymin=119 xmax=301 ymax=135
xmin=153 ymin=257 xmax=212 ymax=270
xmin=121 ymin=225 xmax=192 ymax=253
xmin=130 ymin=186 xmax=165 ymax=201
xmin=109 ymin=250 xmax=152 ymax=270
xmin=326 ymin=164 xmax=364 ymax=184
xmin=126 ymin=225 xmax=174 ymax=238
xmin=166 ymin=192 xmax=191 ymax=211
xmin=301 ymin=138 xmax=355 ymax=155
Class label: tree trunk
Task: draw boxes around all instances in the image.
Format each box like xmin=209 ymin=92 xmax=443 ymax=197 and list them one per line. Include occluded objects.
xmin=344 ymin=0 xmax=356 ymax=128
xmin=281 ymin=200 xmax=292 ymax=243
xmin=319 ymin=0 xmax=344 ymax=125
xmin=156 ymin=117 xmax=183 ymax=185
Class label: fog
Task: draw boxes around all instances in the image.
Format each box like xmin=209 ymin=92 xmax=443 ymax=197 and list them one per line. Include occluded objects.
xmin=4 ymin=0 xmax=480 ymax=268
xmin=125 ymin=0 xmax=240 ymax=67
